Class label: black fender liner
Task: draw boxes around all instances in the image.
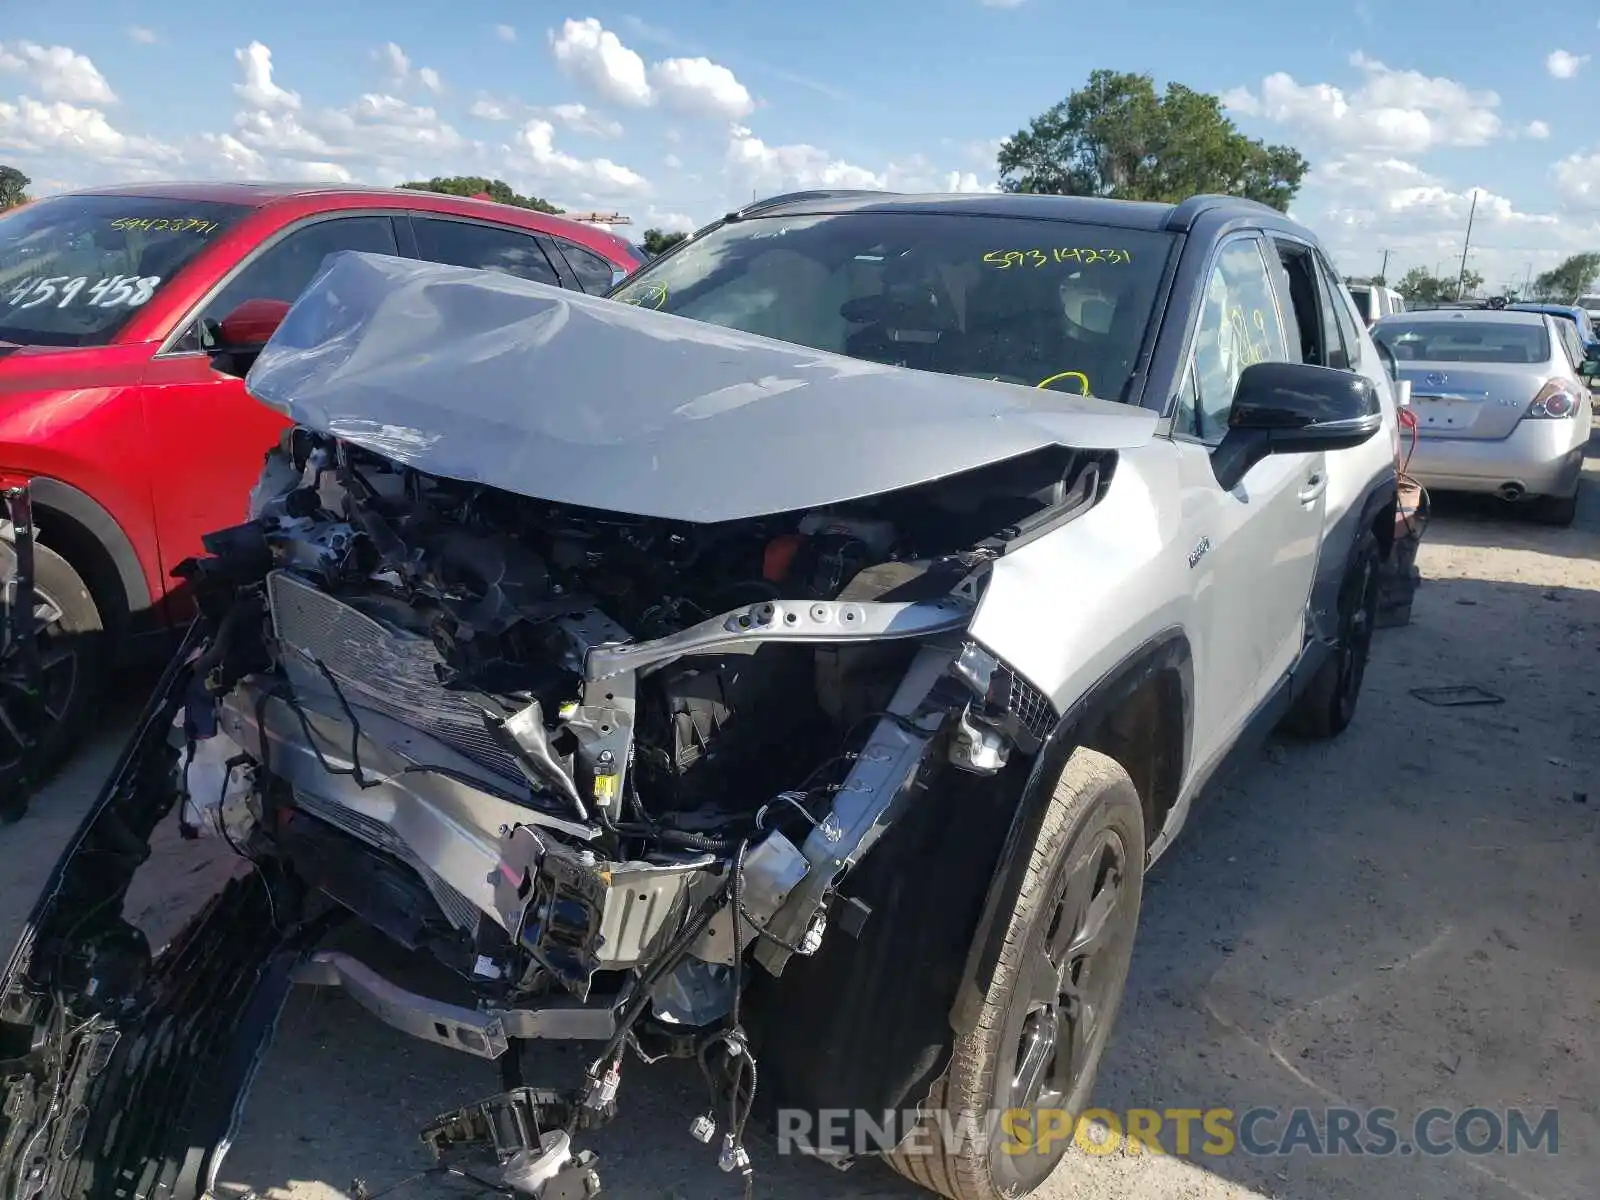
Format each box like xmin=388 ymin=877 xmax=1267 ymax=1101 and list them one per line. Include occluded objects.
xmin=1307 ymin=473 xmax=1397 ymax=647
xmin=948 ymin=628 xmax=1194 ymax=1037
xmin=0 ymin=627 xmax=334 ymax=1200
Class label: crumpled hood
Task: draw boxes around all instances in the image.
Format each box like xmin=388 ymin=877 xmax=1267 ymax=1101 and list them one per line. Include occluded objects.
xmin=243 ymin=251 xmax=1157 ymax=524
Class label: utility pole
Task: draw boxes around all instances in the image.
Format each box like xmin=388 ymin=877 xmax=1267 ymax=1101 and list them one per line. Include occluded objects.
xmin=1379 ymin=249 xmax=1391 ymax=283
xmin=1523 ymin=262 xmax=1534 ymax=298
xmin=1455 ymin=189 xmax=1479 ymax=299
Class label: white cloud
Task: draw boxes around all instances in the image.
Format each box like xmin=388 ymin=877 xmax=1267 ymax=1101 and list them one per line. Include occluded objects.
xmin=1554 ymin=151 xmax=1600 ymax=202
xmin=1546 ymin=49 xmax=1589 ymax=79
xmin=1224 ymin=52 xmax=1502 ymax=153
xmin=547 ymin=18 xmax=754 ymax=120
xmin=726 ymin=125 xmax=886 ymax=195
xmin=1291 ymin=152 xmax=1587 ymax=290
xmin=470 ymin=97 xmax=513 ymax=121
xmin=513 ymin=117 xmax=650 ymax=196
xmin=234 ymin=42 xmax=300 ymax=110
xmin=377 ymin=42 xmax=410 ymax=85
xmin=664 ymin=152 xmax=683 ymax=169
xmin=128 ymin=27 xmax=158 ymax=45
xmin=979 ymin=0 xmax=1028 ymax=7
xmin=0 ymin=41 xmax=117 ymax=105
xmin=375 ymin=42 xmax=442 ymax=95
xmin=0 ymin=97 xmax=175 ymax=167
xmin=648 ymin=57 xmax=755 ymax=119
xmin=544 ymin=102 xmax=624 ymax=138
xmin=494 ymin=24 xmax=517 ymax=43
xmin=880 ymin=153 xmax=999 ymax=193
xmin=722 ymin=128 xmax=999 ymax=207
xmin=196 ymin=131 xmax=264 ymax=175
xmin=1526 ymin=119 xmax=1551 ymax=140
xmin=548 ymin=18 xmax=653 ymax=108
xmin=644 ymin=208 xmax=696 ymax=232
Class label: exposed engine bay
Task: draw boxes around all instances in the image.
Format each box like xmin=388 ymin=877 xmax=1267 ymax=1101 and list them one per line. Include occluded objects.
xmin=0 ymin=426 xmax=1107 ymax=1199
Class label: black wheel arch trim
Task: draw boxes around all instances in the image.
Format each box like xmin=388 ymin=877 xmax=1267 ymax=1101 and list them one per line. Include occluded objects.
xmin=1307 ymin=473 xmax=1397 ymax=647
xmin=948 ymin=627 xmax=1194 ymax=1037
xmin=5 ymin=476 xmax=152 ymax=617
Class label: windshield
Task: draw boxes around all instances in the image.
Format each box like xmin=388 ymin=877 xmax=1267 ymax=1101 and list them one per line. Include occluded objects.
xmin=0 ymin=194 xmax=247 ymax=347
xmin=608 ymin=211 xmax=1176 ymax=400
xmin=1374 ymin=319 xmax=1551 ymax=364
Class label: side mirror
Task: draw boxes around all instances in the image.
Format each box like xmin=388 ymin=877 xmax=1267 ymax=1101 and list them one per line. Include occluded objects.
xmin=207 ymin=298 xmax=291 ymax=379
xmin=1579 ymin=356 xmax=1600 ymax=381
xmin=1212 ymin=361 xmax=1383 ymax=492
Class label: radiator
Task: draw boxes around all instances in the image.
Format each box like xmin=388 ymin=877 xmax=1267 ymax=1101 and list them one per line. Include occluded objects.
xmin=265 ymin=569 xmax=523 ymax=783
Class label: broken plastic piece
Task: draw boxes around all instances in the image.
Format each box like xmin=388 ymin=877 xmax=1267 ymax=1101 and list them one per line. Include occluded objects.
xmin=501 ymin=1131 xmax=577 ymax=1195
xmin=718 ymin=1133 xmax=752 ymax=1173
xmin=1409 ymin=684 xmax=1504 ymax=707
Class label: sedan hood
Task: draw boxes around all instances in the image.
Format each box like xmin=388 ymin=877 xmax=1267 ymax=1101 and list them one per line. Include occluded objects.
xmin=244 ymin=251 xmax=1157 ymax=524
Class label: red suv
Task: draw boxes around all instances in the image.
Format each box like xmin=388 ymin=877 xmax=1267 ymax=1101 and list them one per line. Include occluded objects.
xmin=0 ymin=182 xmax=644 ymax=805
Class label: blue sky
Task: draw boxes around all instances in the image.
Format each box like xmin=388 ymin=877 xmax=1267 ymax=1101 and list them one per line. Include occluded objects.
xmin=4 ymin=1 xmax=1600 ymax=287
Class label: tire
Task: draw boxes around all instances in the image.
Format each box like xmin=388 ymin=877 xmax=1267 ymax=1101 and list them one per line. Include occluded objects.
xmin=0 ymin=539 xmax=106 ymax=820
xmin=1528 ymin=487 xmax=1578 ymax=527
xmin=885 ymin=747 xmax=1146 ymax=1200
xmin=1283 ymin=528 xmax=1381 ymax=740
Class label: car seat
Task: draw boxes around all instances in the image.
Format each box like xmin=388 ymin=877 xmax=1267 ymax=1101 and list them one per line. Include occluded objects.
xmin=958 ymin=268 xmax=1074 ymax=385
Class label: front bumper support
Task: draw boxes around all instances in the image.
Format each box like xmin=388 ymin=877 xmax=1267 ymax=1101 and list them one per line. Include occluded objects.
xmin=291 ymin=950 xmax=618 ymax=1059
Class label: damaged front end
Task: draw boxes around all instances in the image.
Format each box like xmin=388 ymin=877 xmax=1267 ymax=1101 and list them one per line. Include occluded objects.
xmin=0 ymin=424 xmax=1105 ymax=1198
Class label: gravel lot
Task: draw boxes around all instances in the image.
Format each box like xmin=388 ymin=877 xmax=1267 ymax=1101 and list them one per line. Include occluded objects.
xmin=6 ymin=433 xmax=1596 ymax=1200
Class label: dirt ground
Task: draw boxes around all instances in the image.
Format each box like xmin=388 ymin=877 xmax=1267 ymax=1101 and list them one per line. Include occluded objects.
xmin=5 ymin=435 xmax=1597 ymax=1200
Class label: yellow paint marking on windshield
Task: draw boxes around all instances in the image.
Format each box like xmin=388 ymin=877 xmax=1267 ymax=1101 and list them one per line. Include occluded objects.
xmin=110 ymin=217 xmax=222 ymax=234
xmin=621 ymin=281 xmax=668 ymax=310
xmin=1037 ymin=371 xmax=1091 ymax=395
xmin=983 ymin=248 xmax=1133 ymax=269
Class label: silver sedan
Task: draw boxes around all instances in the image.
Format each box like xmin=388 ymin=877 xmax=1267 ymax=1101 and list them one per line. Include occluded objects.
xmin=1372 ymin=308 xmax=1592 ymax=525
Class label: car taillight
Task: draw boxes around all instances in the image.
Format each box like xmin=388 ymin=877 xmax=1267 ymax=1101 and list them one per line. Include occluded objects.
xmin=1527 ymin=379 xmax=1580 ymax=419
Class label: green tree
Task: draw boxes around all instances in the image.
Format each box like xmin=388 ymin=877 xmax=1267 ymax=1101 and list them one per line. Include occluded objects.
xmin=0 ymin=165 xmax=32 ymax=211
xmin=399 ymin=176 xmax=561 ymax=214
xmin=641 ymin=228 xmax=688 ymax=256
xmin=1530 ymin=252 xmax=1600 ymax=302
xmin=1395 ymin=265 xmax=1483 ymax=304
xmin=997 ymin=70 xmax=1309 ymax=212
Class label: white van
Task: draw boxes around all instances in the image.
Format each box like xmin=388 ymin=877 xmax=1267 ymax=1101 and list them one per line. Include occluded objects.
xmin=1347 ymin=282 xmax=1406 ymax=326
xmin=1576 ymin=293 xmax=1600 ymax=324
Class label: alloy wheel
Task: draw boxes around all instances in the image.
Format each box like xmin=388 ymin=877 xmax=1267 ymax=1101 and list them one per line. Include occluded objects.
xmin=1005 ymin=828 xmax=1134 ymax=1116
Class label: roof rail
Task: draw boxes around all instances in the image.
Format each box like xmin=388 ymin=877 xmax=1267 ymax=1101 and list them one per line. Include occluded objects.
xmin=726 ymin=189 xmax=897 ymax=221
xmin=1163 ymin=193 xmax=1285 ymax=232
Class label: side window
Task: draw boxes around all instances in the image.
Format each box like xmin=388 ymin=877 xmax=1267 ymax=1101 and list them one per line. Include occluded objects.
xmin=1313 ymin=268 xmax=1352 ymax=370
xmin=182 ymin=215 xmax=399 ymax=349
xmin=552 ymin=238 xmax=620 ymax=294
xmin=1556 ymin=319 xmax=1583 ymax=369
xmin=412 ymin=217 xmax=561 ymax=286
xmin=1187 ymin=238 xmax=1290 ymax=444
xmin=1320 ymin=256 xmax=1364 ymax=369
